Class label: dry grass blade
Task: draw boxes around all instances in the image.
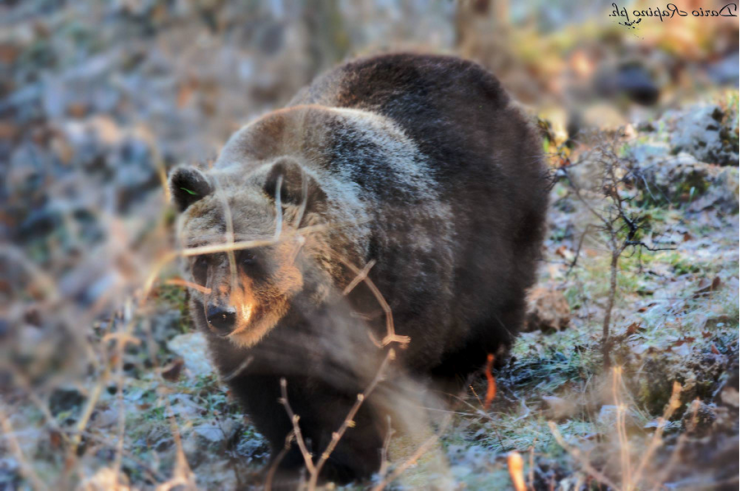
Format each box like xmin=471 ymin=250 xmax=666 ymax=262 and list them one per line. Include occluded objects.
xmin=370 ymin=414 xmax=453 ymax=491
xmin=0 ymin=407 xmax=48 ymax=491
xmin=507 ymin=451 xmax=526 ymax=491
xmin=612 ymin=367 xmax=632 ymax=489
xmin=548 ymin=421 xmax=621 ymax=491
xmin=164 ymin=278 xmax=212 ymax=295
xmin=632 ymin=381 xmax=683 ymax=487
xmin=273 ymin=175 xmax=284 ymax=241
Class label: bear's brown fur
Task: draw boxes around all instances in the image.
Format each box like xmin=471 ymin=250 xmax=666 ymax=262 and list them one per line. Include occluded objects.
xmin=169 ymin=53 xmax=549 ymax=485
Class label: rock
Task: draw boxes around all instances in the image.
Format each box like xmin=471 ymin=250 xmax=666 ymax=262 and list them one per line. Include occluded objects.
xmin=236 ymin=429 xmax=269 ymax=461
xmin=524 ymin=287 xmax=570 ymax=333
xmin=166 ymin=332 xmax=213 ymax=378
xmin=49 ymin=386 xmax=85 ymax=416
xmin=681 ymin=400 xmax=717 ymax=436
xmin=193 ymin=423 xmax=228 ymax=444
xmin=633 ymin=150 xmax=738 ymax=211
xmin=669 ymin=104 xmax=738 ymax=166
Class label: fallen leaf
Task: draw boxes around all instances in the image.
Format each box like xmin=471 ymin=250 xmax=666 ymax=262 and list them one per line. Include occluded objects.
xmin=672 ymin=343 xmax=692 ymax=357
xmin=49 ymin=429 xmax=63 ymax=449
xmin=721 ymin=388 xmax=739 ymax=408
xmin=694 ymin=276 xmax=722 ymax=297
xmin=638 ymin=302 xmax=656 ymax=313
xmin=555 ymin=245 xmax=573 ymax=261
xmin=672 ymin=337 xmax=695 ymax=347
xmin=161 ymin=358 xmax=184 ymax=382
xmin=67 ymin=103 xmax=88 ymax=118
xmin=626 ymin=322 xmax=641 ymax=335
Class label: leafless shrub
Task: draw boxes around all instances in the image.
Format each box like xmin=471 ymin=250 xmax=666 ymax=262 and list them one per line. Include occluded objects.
xmin=556 ymin=131 xmax=675 ymax=366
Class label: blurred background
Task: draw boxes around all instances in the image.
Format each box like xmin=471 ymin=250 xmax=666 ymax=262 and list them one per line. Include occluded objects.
xmin=1 ymin=1 xmax=738 ymax=490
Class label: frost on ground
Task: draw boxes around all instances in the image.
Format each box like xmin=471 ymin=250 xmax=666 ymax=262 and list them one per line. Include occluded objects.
xmin=3 ymin=97 xmax=737 ymax=490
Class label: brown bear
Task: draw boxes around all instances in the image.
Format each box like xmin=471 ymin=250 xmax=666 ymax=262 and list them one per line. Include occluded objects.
xmin=169 ymin=53 xmax=548 ymax=486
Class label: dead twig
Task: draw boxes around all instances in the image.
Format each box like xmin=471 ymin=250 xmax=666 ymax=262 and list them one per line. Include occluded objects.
xmin=342 ymin=259 xmax=377 ymax=296
xmin=548 ymin=421 xmax=621 ymax=491
xmin=264 ymin=431 xmax=296 ymax=491
xmin=333 ymin=253 xmax=410 ymax=348
xmin=279 ymin=378 xmax=317 ymax=476
xmin=164 ymin=278 xmax=211 ymax=295
xmin=309 ymin=350 xmax=395 ymax=489
xmin=278 ymin=349 xmax=395 ymax=490
xmin=0 ymin=407 xmax=48 ymax=491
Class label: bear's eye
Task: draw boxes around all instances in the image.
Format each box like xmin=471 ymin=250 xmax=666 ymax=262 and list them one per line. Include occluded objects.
xmin=193 ymin=255 xmax=209 ymax=285
xmin=240 ymin=251 xmax=258 ymax=266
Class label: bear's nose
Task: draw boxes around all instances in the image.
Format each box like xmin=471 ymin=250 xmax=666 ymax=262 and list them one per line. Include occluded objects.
xmin=206 ymin=305 xmax=237 ymax=335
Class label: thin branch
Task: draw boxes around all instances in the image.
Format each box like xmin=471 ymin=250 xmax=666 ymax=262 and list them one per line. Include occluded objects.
xmin=333 ymin=253 xmax=410 ymax=348
xmin=624 ymin=241 xmax=676 ymax=252
xmin=377 ymin=416 xmax=394 ymax=480
xmin=310 ymin=349 xmax=395 ymax=488
xmin=633 ymin=382 xmax=682 ymax=486
xmin=164 ymin=278 xmax=211 ymax=295
xmin=567 ymin=224 xmax=598 ymax=276
xmin=279 ymin=378 xmax=317 ymax=475
xmin=264 ymin=431 xmax=296 ymax=491
xmin=342 ymin=259 xmax=377 ymax=296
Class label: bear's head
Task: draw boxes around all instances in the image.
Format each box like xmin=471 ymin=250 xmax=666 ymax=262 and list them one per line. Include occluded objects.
xmin=169 ymin=157 xmax=327 ymax=348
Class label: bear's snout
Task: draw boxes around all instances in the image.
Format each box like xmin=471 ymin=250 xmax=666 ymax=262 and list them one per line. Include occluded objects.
xmin=206 ymin=304 xmax=237 ymax=335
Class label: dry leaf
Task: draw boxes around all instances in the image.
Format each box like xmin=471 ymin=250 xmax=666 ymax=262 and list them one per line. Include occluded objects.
xmin=694 ymin=276 xmax=722 ymax=297
xmin=161 ymin=358 xmax=184 ymax=382
xmin=626 ymin=322 xmax=641 ymax=336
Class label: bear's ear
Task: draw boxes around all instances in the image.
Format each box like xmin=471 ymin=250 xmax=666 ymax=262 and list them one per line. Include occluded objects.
xmin=264 ymin=157 xmax=326 ymax=211
xmin=169 ymin=166 xmax=212 ymax=212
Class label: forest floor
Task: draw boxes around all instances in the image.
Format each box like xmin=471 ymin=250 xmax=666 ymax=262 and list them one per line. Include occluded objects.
xmin=6 ymin=94 xmax=737 ymax=491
